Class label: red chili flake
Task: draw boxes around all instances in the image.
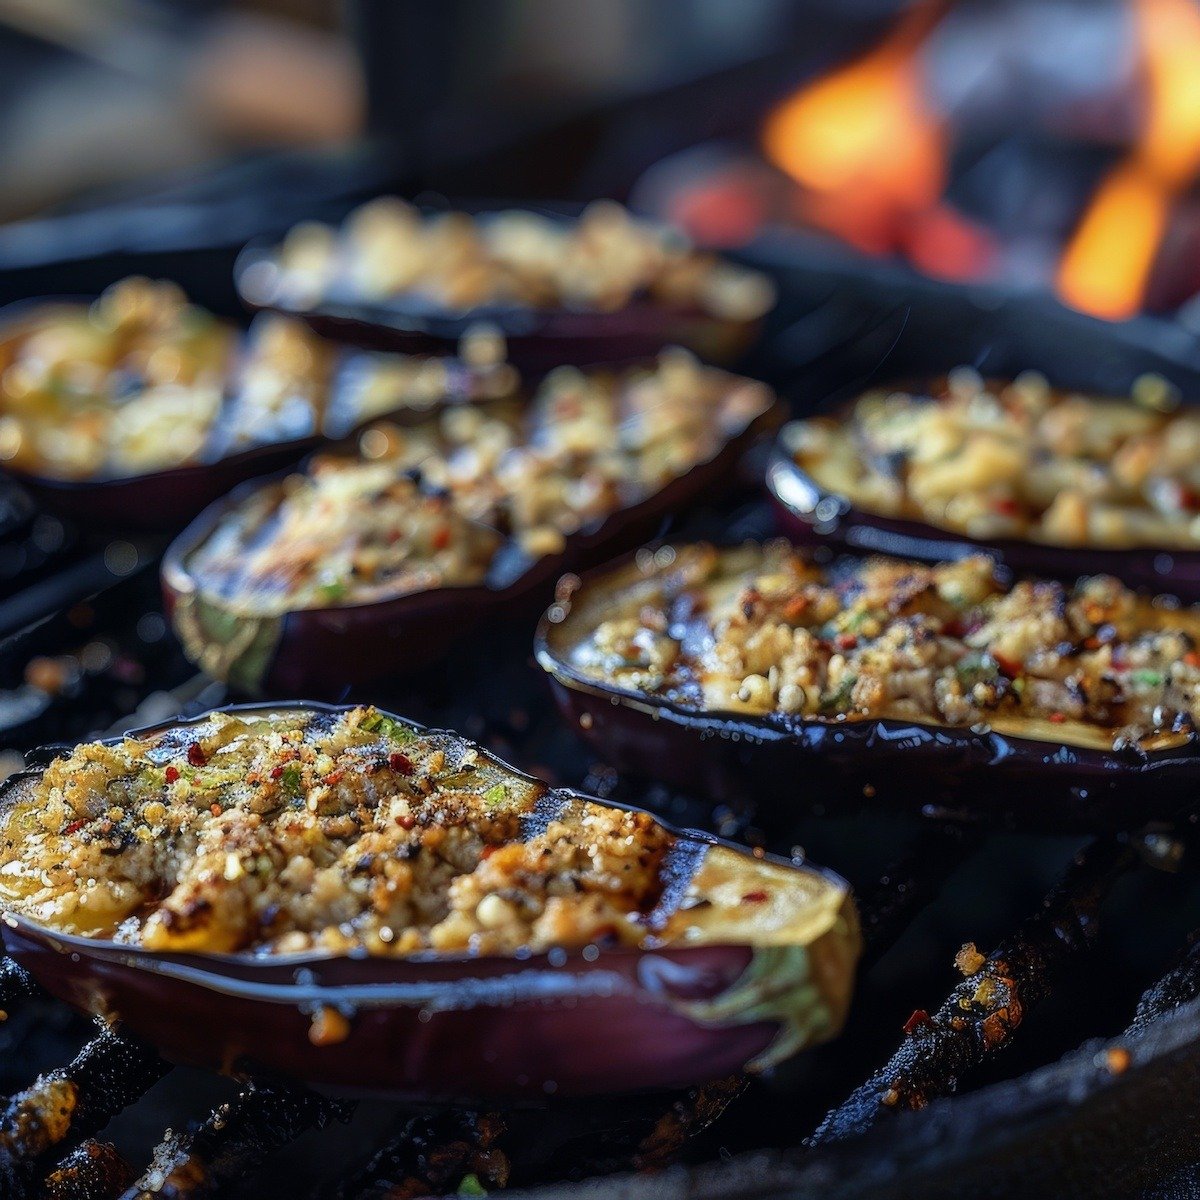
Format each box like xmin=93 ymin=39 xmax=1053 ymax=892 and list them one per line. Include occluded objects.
xmin=209 ymin=803 xmax=222 ymax=817
xmin=992 ymin=653 xmax=1022 ymax=678
xmin=187 ymin=743 xmax=207 ymax=767
xmin=164 ymin=766 xmax=180 ymax=784
xmin=991 ymin=496 xmax=1021 ymax=516
xmin=782 ymin=595 xmax=810 ymax=622
xmin=742 ymin=890 xmax=769 ymax=904
xmin=432 ymin=526 xmax=451 ymax=551
xmin=323 ymin=770 xmax=344 ymax=786
xmin=903 ymin=1009 xmax=932 ymax=1035
xmin=269 ymin=765 xmax=285 ymax=780
xmin=1049 ymin=712 xmax=1066 ymax=724
xmin=63 ymin=818 xmax=87 ymax=836
xmin=1185 ymin=652 xmax=1200 ymax=668
xmin=1179 ymin=484 xmax=1200 ymax=512
xmin=389 ymin=752 xmax=414 ymax=775
xmin=835 ymin=633 xmax=858 ymax=651
xmin=395 ymin=814 xmax=416 ymax=830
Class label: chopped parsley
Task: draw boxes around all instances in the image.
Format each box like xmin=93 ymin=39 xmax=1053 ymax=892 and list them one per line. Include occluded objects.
xmin=361 ymin=712 xmax=415 ymax=743
xmin=281 ymin=763 xmax=304 ymax=798
xmin=458 ymin=1175 xmax=487 ymax=1197
xmin=316 ymin=579 xmax=348 ymax=603
xmin=818 ymin=675 xmax=857 ymax=715
xmin=483 ymin=784 xmax=508 ymax=807
xmin=1129 ymin=668 xmax=1165 ymax=688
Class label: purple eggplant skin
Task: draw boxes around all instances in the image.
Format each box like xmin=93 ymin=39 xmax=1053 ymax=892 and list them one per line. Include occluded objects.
xmin=235 ymin=241 xmax=761 ymax=376
xmin=0 ymin=701 xmax=859 ymax=1101
xmin=161 ymin=375 xmax=783 ymax=698
xmin=534 ymin=551 xmax=1200 ymax=833
xmin=766 ymin=426 xmax=1200 ymax=601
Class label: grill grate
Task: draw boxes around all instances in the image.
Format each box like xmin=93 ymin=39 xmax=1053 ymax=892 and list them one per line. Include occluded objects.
xmin=2 ymin=438 xmax=1200 ymax=1197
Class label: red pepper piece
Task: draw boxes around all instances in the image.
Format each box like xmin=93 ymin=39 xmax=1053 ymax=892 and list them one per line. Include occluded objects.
xmin=903 ymin=1009 xmax=932 ymax=1035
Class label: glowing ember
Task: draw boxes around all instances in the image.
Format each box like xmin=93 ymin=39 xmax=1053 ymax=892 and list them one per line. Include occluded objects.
xmin=1058 ymin=0 xmax=1200 ymax=320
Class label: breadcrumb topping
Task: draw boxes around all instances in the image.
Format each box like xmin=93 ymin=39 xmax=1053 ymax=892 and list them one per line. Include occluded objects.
xmin=791 ymin=369 xmax=1200 ymax=549
xmin=568 ymin=543 xmax=1200 ymax=751
xmin=0 ymin=708 xmax=677 ymax=957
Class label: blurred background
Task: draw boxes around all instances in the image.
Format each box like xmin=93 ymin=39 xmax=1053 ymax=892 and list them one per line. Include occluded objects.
xmin=3 ymin=0 xmax=1200 ymax=392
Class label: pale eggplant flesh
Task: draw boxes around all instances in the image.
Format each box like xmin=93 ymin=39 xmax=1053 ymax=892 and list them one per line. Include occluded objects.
xmin=0 ymin=702 xmax=859 ymax=1101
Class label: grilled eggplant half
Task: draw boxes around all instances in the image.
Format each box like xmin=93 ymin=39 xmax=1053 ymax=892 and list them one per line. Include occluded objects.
xmin=0 ymin=703 xmax=859 ymax=1100
xmin=235 ymin=199 xmax=775 ymax=373
xmin=536 ymin=541 xmax=1200 ymax=830
xmin=768 ymin=372 xmax=1200 ymax=600
xmin=0 ymin=280 xmax=517 ymax=532
xmin=162 ymin=353 xmax=779 ymax=695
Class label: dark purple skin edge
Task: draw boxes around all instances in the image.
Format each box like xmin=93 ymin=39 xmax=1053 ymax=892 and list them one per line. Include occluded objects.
xmin=234 ymin=241 xmax=761 ymax=375
xmin=160 ymin=380 xmax=783 ymax=697
xmin=765 ymin=429 xmax=1200 ymax=601
xmin=533 ymin=550 xmax=1200 ymax=834
xmin=0 ymin=700 xmax=853 ymax=1101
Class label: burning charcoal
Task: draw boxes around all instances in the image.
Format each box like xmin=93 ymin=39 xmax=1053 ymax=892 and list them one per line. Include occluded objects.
xmin=0 ymin=1028 xmax=169 ymax=1177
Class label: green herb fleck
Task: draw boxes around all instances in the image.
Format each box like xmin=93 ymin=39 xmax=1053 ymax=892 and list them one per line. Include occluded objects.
xmin=818 ymin=675 xmax=857 ymax=715
xmin=458 ymin=1175 xmax=487 ymax=1197
xmin=1129 ymin=669 xmax=1164 ymax=688
xmin=362 ymin=712 xmax=415 ymax=743
xmin=316 ymin=579 xmax=348 ymax=603
xmin=483 ymin=784 xmax=508 ymax=807
xmin=955 ymin=652 xmax=999 ymax=689
xmin=281 ymin=763 xmax=304 ymax=798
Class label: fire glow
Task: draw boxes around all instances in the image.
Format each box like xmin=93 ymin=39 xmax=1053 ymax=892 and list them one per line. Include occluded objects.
xmin=762 ymin=0 xmax=1200 ymax=320
xmin=1058 ymin=0 xmax=1200 ymax=320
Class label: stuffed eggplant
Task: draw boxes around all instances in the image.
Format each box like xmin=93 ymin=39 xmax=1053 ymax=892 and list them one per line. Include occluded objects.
xmin=236 ymin=199 xmax=775 ymax=371
xmin=0 ymin=279 xmax=517 ymax=531
xmin=0 ymin=703 xmax=859 ymax=1099
xmin=163 ymin=352 xmax=779 ymax=695
xmin=768 ymin=370 xmax=1200 ymax=600
xmin=536 ymin=541 xmax=1200 ymax=830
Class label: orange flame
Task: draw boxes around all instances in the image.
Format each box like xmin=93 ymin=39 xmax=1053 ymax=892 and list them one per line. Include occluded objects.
xmin=762 ymin=3 xmax=948 ymax=257
xmin=1058 ymin=0 xmax=1200 ymax=320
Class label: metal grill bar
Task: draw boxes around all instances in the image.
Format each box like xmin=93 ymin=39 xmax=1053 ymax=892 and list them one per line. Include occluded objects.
xmin=809 ymin=834 xmax=1135 ymax=1146
xmin=40 ymin=1140 xmax=130 ymax=1200
xmin=119 ymin=1080 xmax=350 ymax=1200
xmin=0 ymin=1029 xmax=168 ymax=1192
